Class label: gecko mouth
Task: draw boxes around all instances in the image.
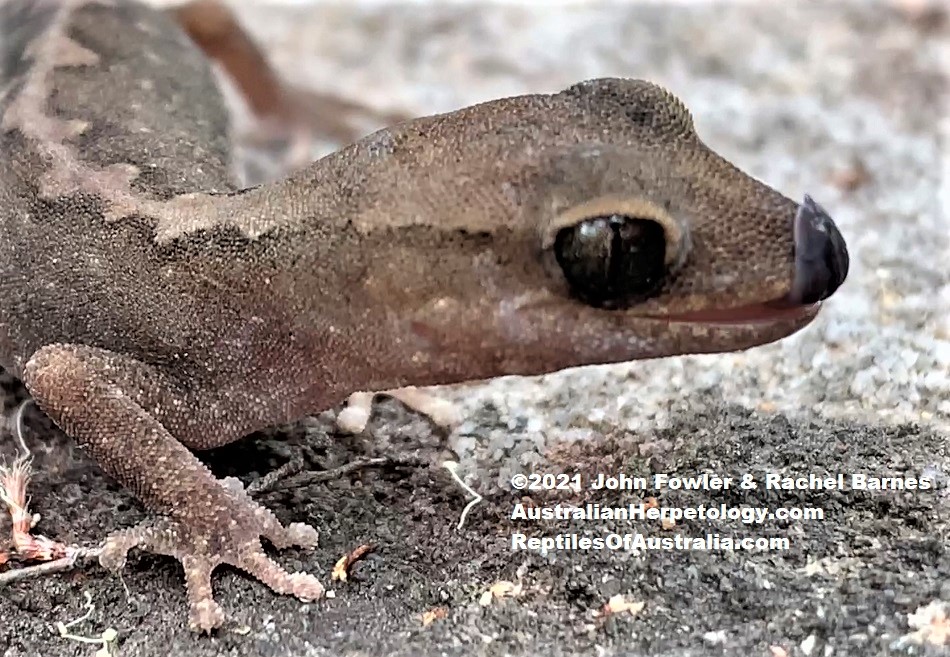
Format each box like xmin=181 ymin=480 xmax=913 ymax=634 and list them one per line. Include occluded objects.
xmin=649 ymin=300 xmax=821 ymax=326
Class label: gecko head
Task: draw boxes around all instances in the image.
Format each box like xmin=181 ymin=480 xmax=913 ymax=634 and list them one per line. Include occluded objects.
xmin=352 ymin=78 xmax=849 ymax=380
xmin=542 ymin=80 xmax=846 ymax=332
xmin=488 ymin=80 xmax=849 ymax=360
xmin=490 ymin=78 xmax=851 ymax=367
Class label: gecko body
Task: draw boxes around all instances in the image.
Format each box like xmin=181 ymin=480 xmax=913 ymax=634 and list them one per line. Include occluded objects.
xmin=0 ymin=0 xmax=848 ymax=630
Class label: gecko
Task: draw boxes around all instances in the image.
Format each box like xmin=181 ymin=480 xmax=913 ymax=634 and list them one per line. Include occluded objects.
xmin=0 ymin=0 xmax=848 ymax=632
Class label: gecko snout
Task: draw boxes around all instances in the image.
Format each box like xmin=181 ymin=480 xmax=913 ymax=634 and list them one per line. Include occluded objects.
xmin=780 ymin=195 xmax=849 ymax=306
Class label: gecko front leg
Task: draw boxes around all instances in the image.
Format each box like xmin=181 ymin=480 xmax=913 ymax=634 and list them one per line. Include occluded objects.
xmin=22 ymin=344 xmax=323 ymax=631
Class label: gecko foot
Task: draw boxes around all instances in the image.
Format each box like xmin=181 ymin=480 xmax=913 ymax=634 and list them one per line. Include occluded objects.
xmin=99 ymin=478 xmax=323 ymax=632
xmin=336 ymin=386 xmax=462 ymax=434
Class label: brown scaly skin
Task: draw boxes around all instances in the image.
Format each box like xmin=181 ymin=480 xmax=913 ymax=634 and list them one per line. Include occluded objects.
xmin=0 ymin=0 xmax=848 ymax=631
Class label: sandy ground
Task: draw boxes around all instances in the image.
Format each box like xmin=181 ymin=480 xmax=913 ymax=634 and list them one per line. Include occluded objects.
xmin=1 ymin=1 xmax=948 ymax=656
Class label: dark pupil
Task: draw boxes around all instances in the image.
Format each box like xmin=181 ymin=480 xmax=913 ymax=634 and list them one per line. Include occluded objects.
xmin=554 ymin=215 xmax=666 ymax=308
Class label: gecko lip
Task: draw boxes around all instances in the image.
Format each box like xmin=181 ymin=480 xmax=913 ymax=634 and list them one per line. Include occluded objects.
xmin=646 ymin=301 xmax=821 ymax=326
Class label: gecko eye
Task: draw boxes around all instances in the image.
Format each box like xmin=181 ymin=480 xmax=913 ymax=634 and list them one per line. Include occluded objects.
xmin=554 ymin=215 xmax=666 ymax=307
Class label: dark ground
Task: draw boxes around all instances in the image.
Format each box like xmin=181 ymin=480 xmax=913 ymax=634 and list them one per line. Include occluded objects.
xmin=1 ymin=398 xmax=947 ymax=657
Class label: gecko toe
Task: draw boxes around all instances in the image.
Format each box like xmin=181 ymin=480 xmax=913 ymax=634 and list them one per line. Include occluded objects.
xmin=235 ymin=549 xmax=325 ymax=601
xmin=282 ymin=522 xmax=320 ymax=548
xmin=183 ymin=555 xmax=226 ymax=632
xmin=246 ymin=492 xmax=320 ymax=549
xmin=99 ymin=534 xmax=133 ymax=572
xmin=215 ymin=474 xmax=319 ymax=548
xmin=189 ymin=598 xmax=226 ymax=633
xmin=99 ymin=517 xmax=174 ymax=571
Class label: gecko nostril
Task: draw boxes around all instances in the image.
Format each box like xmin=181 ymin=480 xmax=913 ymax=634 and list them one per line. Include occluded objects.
xmin=782 ymin=195 xmax=850 ymax=305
